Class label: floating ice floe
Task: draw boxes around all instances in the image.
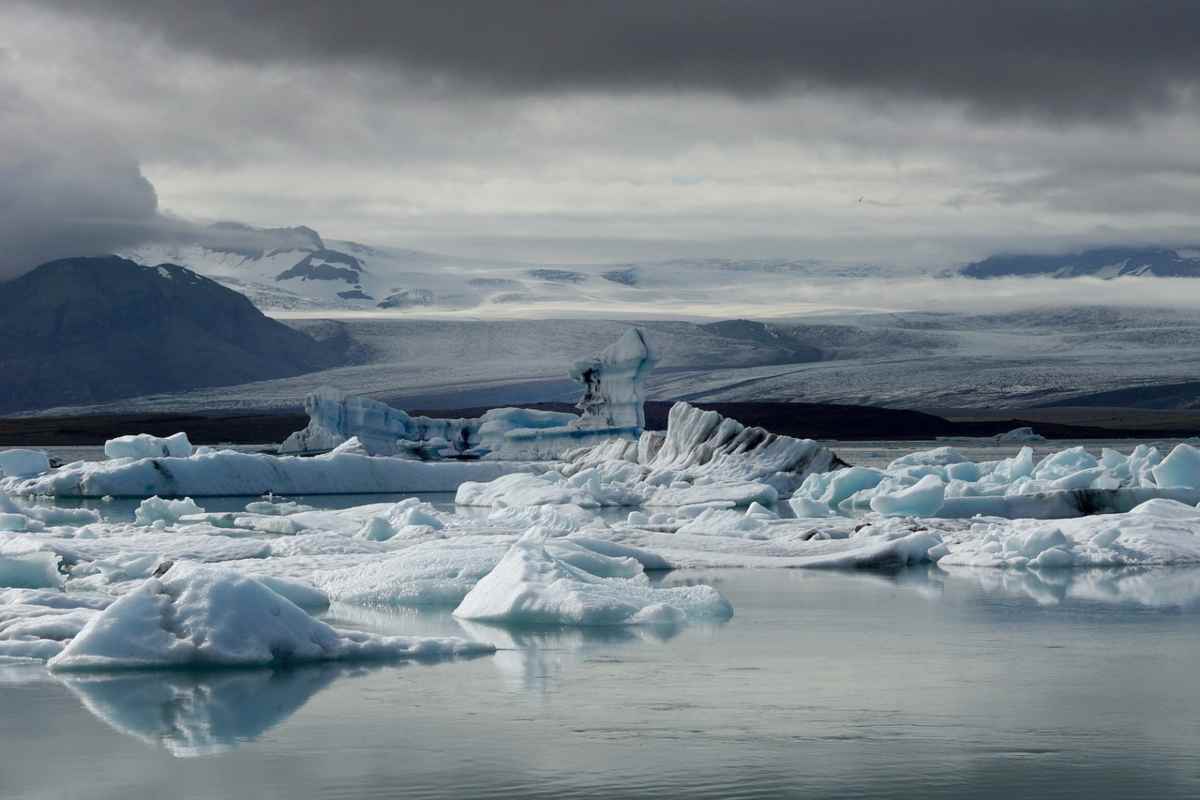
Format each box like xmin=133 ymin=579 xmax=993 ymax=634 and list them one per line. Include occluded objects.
xmin=47 ymin=564 xmax=494 ymax=671
xmin=457 ymin=401 xmax=841 ymax=509
xmin=453 ymin=529 xmax=732 ymax=626
xmin=791 ymin=442 xmax=1200 ymax=520
xmin=938 ymin=498 xmax=1200 ymax=568
xmin=1 ymin=448 xmax=541 ymax=498
xmin=135 ymin=496 xmax=206 ymax=525
xmin=992 ymin=427 xmax=1046 ymax=443
xmin=0 ymin=551 xmax=63 ymax=590
xmin=0 ymin=449 xmax=50 ymax=478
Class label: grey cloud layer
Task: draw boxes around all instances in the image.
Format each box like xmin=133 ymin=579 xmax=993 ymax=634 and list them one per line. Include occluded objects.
xmin=4 ymin=2 xmax=1200 ymax=279
xmin=39 ymin=0 xmax=1200 ymax=119
xmin=0 ymin=79 xmax=163 ymax=279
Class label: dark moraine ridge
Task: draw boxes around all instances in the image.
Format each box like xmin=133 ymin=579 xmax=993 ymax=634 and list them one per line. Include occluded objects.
xmin=3 ymin=402 xmax=1196 ymax=448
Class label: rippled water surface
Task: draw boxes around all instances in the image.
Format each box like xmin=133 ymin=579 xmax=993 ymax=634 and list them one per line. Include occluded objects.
xmin=4 ymin=567 xmax=1200 ymax=799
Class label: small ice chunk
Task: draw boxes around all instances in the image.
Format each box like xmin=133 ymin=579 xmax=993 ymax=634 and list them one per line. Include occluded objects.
xmin=993 ymin=427 xmax=1046 ymax=443
xmin=0 ymin=551 xmax=63 ymax=589
xmin=0 ymin=513 xmax=28 ymax=531
xmin=104 ymin=432 xmax=193 ymax=460
xmin=0 ymin=449 xmax=50 ymax=478
xmin=134 ymin=496 xmax=205 ymax=526
xmin=1151 ymin=444 xmax=1200 ymax=489
xmin=887 ymin=447 xmax=967 ymax=470
xmin=788 ymin=497 xmax=836 ymax=518
xmin=869 ymin=475 xmax=946 ymax=517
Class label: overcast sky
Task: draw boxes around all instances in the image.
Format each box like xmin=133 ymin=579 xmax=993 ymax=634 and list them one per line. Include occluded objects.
xmin=3 ymin=1 xmax=1200 ymax=278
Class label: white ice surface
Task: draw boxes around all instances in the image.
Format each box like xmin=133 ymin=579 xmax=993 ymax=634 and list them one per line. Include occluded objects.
xmin=792 ymin=442 xmax=1200 ymax=520
xmin=48 ymin=563 xmax=493 ymax=671
xmin=453 ymin=529 xmax=731 ymax=626
xmin=0 ymin=449 xmax=50 ymax=478
xmin=457 ymin=401 xmax=837 ymax=510
xmin=104 ymin=432 xmax=193 ymax=460
xmin=3 ymin=449 xmax=541 ymax=498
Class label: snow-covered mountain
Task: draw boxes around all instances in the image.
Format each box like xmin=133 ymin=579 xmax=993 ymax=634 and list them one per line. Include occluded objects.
xmin=124 ymin=222 xmax=899 ymax=315
xmin=961 ymin=246 xmax=1200 ymax=279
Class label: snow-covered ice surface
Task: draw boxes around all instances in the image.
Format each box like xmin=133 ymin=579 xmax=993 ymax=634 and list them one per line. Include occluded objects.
xmin=791 ymin=442 xmax=1200 ymax=520
xmin=457 ymin=401 xmax=841 ymax=510
xmin=48 ymin=564 xmax=491 ymax=671
xmin=453 ymin=529 xmax=732 ymax=626
xmin=1 ymin=448 xmax=542 ymax=498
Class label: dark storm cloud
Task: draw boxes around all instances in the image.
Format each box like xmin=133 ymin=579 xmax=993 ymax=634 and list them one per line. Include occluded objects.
xmin=40 ymin=0 xmax=1200 ymax=119
xmin=0 ymin=80 xmax=165 ymax=280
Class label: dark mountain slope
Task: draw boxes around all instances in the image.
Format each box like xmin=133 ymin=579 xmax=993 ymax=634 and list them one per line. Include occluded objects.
xmin=0 ymin=256 xmax=343 ymax=413
xmin=962 ymin=246 xmax=1200 ymax=279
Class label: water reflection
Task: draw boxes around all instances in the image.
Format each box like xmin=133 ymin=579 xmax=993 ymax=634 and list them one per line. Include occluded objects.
xmin=457 ymin=620 xmax=689 ymax=691
xmin=941 ymin=565 xmax=1200 ymax=609
xmin=58 ymin=664 xmax=368 ymax=757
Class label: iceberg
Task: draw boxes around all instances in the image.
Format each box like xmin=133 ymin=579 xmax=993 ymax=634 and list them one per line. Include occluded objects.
xmin=48 ymin=564 xmax=494 ymax=671
xmin=280 ymin=328 xmax=657 ymax=460
xmin=453 ymin=530 xmax=732 ymax=626
xmin=105 ymin=432 xmax=193 ymax=460
xmin=870 ymin=475 xmax=946 ymax=517
xmin=279 ymin=387 xmax=498 ymax=457
xmin=0 ymin=449 xmax=50 ymax=478
xmin=3 ymin=447 xmax=540 ymax=498
xmin=1151 ymin=443 xmax=1200 ymax=489
xmin=134 ymin=496 xmax=206 ymax=525
xmin=939 ymin=499 xmax=1200 ymax=568
xmin=458 ymin=401 xmax=842 ymax=509
xmin=569 ymin=328 xmax=656 ymax=430
xmin=992 ymin=427 xmax=1046 ymax=443
xmin=790 ymin=441 xmax=1200 ymax=520
xmin=0 ymin=551 xmax=64 ymax=590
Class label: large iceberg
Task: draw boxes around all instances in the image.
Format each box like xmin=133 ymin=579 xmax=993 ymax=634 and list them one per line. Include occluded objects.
xmin=569 ymin=328 xmax=656 ymax=430
xmin=48 ymin=564 xmax=493 ymax=671
xmin=457 ymin=401 xmax=843 ymax=509
xmin=280 ymin=328 xmax=657 ymax=460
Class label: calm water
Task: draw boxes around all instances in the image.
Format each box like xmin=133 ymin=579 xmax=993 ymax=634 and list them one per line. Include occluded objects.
xmin=4 ymin=567 xmax=1200 ymax=799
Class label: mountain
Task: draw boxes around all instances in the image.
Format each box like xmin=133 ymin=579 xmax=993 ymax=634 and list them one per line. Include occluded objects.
xmin=0 ymin=256 xmax=344 ymax=414
xmin=961 ymin=246 xmax=1200 ymax=279
xmin=124 ymin=222 xmax=901 ymax=315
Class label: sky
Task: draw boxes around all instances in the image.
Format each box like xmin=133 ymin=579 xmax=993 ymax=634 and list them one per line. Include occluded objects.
xmin=3 ymin=1 xmax=1200 ymax=279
